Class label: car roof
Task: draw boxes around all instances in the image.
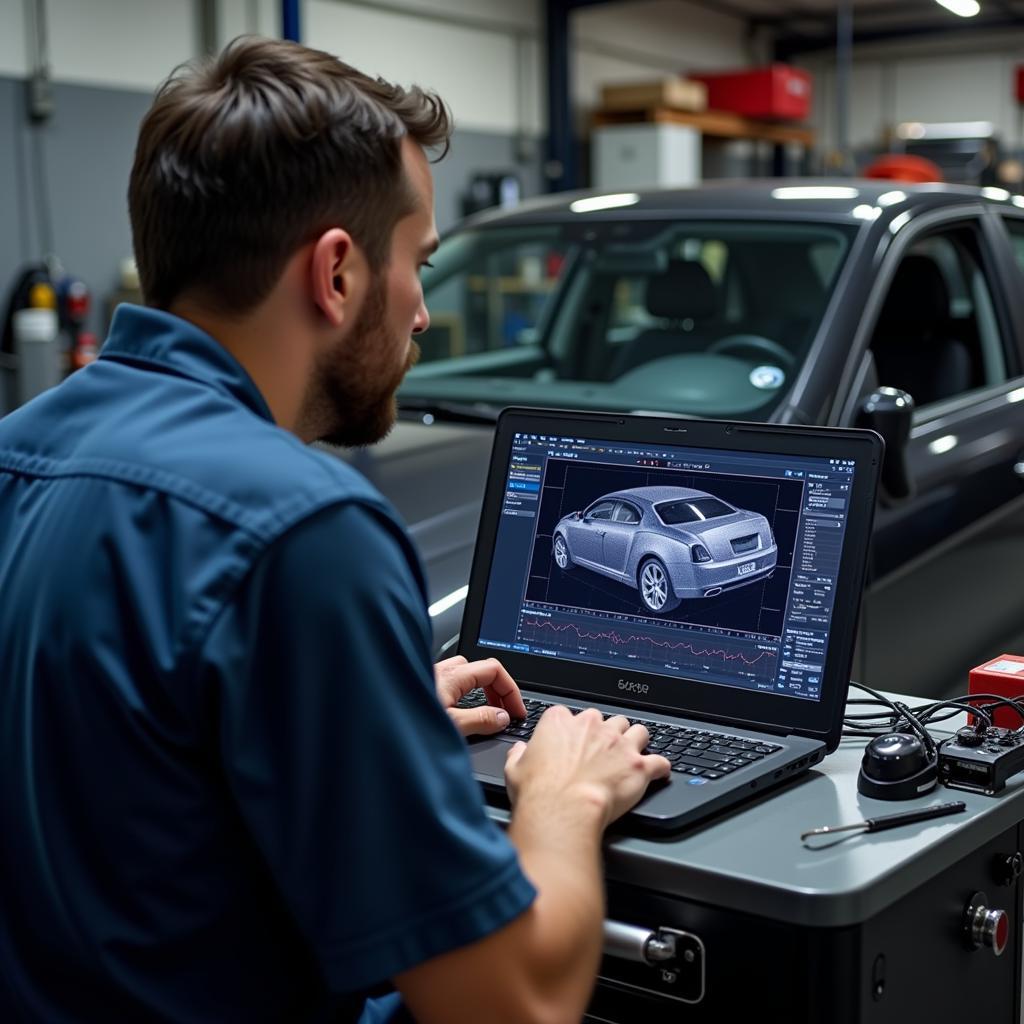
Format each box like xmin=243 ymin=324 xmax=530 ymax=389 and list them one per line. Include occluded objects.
xmin=462 ymin=179 xmax=1009 ymax=230
xmin=603 ymin=487 xmax=720 ymax=507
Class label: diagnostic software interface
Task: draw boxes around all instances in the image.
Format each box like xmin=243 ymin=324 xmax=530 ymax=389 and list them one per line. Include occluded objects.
xmin=476 ymin=432 xmax=856 ymax=702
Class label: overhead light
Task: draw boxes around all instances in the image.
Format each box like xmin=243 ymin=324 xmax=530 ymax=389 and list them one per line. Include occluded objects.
xmin=1013 ymin=196 xmax=1024 ymax=208
xmin=771 ymin=186 xmax=859 ymax=200
xmin=982 ymin=186 xmax=1011 ymax=201
xmin=1007 ymin=387 xmax=1024 ymax=403
xmin=570 ymin=193 xmax=639 ymax=213
xmin=935 ymin=0 xmax=980 ymax=15
xmin=428 ymin=585 xmax=469 ymax=618
xmin=878 ymin=190 xmax=907 ymax=206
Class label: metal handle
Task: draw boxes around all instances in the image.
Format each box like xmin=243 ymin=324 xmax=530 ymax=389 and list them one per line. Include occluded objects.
xmin=603 ymin=920 xmax=677 ymax=965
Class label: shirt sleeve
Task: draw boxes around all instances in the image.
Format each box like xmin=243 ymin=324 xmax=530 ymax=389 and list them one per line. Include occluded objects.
xmin=197 ymin=500 xmax=536 ymax=994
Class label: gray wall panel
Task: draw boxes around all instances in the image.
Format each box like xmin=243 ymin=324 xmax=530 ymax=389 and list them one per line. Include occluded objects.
xmin=0 ymin=77 xmax=153 ymax=339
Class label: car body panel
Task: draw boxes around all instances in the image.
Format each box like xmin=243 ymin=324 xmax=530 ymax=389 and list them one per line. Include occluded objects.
xmin=322 ymin=181 xmax=1024 ymax=697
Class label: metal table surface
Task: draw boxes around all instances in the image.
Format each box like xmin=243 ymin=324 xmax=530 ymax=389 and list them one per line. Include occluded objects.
xmin=489 ymin=690 xmax=1024 ymax=928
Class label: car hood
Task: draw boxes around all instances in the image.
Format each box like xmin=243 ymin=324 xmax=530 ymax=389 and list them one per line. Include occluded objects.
xmin=317 ymin=418 xmax=494 ymax=651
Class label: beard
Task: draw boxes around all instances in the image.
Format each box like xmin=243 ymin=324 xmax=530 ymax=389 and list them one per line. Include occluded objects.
xmin=303 ymin=277 xmax=421 ymax=448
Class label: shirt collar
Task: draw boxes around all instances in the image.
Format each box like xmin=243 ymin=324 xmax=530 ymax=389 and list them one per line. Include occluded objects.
xmin=100 ymin=304 xmax=275 ymax=422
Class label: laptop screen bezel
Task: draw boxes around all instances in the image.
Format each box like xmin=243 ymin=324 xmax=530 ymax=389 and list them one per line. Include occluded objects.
xmin=457 ymin=408 xmax=882 ymax=752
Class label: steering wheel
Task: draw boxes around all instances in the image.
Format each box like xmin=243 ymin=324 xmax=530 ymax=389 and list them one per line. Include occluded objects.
xmin=707 ymin=334 xmax=795 ymax=368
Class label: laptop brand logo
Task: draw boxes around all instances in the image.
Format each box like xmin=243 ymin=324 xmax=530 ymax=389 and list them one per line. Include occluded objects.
xmin=618 ymin=679 xmax=649 ymax=695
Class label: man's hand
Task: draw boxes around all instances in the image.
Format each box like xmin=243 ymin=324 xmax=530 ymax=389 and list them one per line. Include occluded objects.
xmin=505 ymin=706 xmax=671 ymax=829
xmin=434 ymin=655 xmax=527 ymax=737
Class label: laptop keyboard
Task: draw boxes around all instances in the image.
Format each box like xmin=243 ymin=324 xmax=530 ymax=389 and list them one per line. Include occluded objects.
xmin=456 ymin=691 xmax=782 ymax=781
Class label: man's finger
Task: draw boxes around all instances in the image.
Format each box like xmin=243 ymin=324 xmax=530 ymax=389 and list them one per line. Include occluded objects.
xmin=644 ymin=753 xmax=672 ymax=780
xmin=434 ymin=655 xmax=467 ymax=677
xmin=604 ymin=715 xmax=631 ymax=735
xmin=447 ymin=704 xmax=511 ymax=738
xmin=442 ymin=658 xmax=527 ymax=719
xmin=623 ymin=723 xmax=651 ymax=749
xmin=505 ymin=740 xmax=527 ymax=771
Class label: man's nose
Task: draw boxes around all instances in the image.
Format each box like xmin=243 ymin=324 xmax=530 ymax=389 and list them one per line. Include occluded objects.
xmin=412 ymin=299 xmax=430 ymax=335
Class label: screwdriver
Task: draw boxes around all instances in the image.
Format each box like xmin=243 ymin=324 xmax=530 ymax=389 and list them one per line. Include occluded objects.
xmin=801 ymin=801 xmax=966 ymax=842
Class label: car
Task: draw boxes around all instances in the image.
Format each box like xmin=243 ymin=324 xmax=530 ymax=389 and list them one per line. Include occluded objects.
xmin=552 ymin=486 xmax=778 ymax=613
xmin=326 ymin=180 xmax=1024 ymax=700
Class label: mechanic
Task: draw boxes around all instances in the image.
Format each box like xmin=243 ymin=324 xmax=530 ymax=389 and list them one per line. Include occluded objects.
xmin=0 ymin=37 xmax=670 ymax=1023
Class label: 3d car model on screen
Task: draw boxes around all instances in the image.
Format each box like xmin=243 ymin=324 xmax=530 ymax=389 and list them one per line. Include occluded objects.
xmin=552 ymin=486 xmax=777 ymax=614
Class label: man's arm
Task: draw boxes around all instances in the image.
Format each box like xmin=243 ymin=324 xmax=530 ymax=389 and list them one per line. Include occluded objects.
xmin=396 ymin=707 xmax=668 ymax=1024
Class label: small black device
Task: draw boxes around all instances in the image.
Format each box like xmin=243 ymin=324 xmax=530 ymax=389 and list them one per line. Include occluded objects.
xmin=858 ymin=730 xmax=939 ymax=800
xmin=939 ymin=727 xmax=1024 ymax=795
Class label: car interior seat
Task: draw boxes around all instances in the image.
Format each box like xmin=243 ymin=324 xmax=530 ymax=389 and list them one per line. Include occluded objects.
xmin=609 ymin=260 xmax=719 ymax=379
xmin=870 ymin=254 xmax=974 ymax=406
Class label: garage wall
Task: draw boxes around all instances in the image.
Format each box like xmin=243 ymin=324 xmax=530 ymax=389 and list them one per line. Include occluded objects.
xmin=0 ymin=0 xmax=750 ymax=360
xmin=800 ymin=31 xmax=1024 ymax=158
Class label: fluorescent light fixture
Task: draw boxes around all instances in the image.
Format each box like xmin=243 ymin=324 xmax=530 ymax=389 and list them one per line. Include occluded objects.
xmin=1007 ymin=387 xmax=1024 ymax=403
xmin=570 ymin=193 xmax=639 ymax=213
xmin=771 ymin=186 xmax=859 ymax=200
xmin=897 ymin=120 xmax=992 ymax=140
xmin=878 ymin=190 xmax=907 ymax=207
xmin=935 ymin=0 xmax=980 ymax=16
xmin=982 ymin=186 xmax=1011 ymax=201
xmin=1013 ymin=196 xmax=1024 ymax=209
xmin=428 ymin=584 xmax=469 ymax=618
xmin=852 ymin=204 xmax=881 ymax=220
xmin=928 ymin=434 xmax=958 ymax=455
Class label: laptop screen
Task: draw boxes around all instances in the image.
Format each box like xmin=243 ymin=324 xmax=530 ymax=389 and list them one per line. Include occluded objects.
xmin=474 ymin=431 xmax=857 ymax=704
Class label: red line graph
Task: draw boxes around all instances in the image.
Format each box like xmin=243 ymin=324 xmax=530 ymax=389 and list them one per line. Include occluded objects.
xmin=522 ymin=618 xmax=777 ymax=667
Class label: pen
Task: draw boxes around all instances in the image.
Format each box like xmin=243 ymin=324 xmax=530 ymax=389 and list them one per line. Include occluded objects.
xmin=800 ymin=800 xmax=967 ymax=842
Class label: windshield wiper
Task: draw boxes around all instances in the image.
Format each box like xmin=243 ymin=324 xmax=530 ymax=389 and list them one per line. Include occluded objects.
xmin=398 ymin=398 xmax=500 ymax=425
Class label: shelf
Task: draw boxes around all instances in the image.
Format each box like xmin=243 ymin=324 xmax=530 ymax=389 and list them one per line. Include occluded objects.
xmin=592 ymin=107 xmax=815 ymax=147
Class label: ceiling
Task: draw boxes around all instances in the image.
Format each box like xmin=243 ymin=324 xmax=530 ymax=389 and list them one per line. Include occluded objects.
xmin=688 ymin=0 xmax=1024 ymax=55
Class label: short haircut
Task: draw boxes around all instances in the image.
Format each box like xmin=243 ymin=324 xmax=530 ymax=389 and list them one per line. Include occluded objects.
xmin=128 ymin=36 xmax=451 ymax=314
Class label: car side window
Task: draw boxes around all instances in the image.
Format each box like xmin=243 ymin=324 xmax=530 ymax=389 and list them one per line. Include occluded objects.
xmin=587 ymin=501 xmax=615 ymax=521
xmin=612 ymin=502 xmax=640 ymax=524
xmin=867 ymin=225 xmax=1007 ymax=410
xmin=1001 ymin=216 xmax=1024 ymax=275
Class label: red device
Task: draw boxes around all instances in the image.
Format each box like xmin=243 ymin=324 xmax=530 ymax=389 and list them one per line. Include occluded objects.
xmin=689 ymin=64 xmax=812 ymax=121
xmin=1016 ymin=66 xmax=1024 ymax=104
xmin=969 ymin=654 xmax=1024 ymax=729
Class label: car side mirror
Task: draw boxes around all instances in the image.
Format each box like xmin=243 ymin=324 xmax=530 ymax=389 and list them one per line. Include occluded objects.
xmin=857 ymin=386 xmax=915 ymax=503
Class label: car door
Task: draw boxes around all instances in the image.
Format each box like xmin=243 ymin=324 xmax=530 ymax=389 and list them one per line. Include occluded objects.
xmin=573 ymin=499 xmax=616 ymax=567
xmin=602 ymin=500 xmax=642 ymax=578
xmin=840 ymin=209 xmax=1024 ymax=699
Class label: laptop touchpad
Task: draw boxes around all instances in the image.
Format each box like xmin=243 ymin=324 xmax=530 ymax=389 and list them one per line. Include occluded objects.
xmin=471 ymin=736 xmax=516 ymax=782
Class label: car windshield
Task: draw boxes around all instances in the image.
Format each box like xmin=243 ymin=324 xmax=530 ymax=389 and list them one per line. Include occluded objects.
xmin=656 ymin=497 xmax=733 ymax=525
xmin=400 ymin=218 xmax=855 ymax=420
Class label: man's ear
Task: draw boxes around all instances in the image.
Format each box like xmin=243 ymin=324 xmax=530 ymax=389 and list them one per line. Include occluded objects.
xmin=310 ymin=228 xmax=369 ymax=328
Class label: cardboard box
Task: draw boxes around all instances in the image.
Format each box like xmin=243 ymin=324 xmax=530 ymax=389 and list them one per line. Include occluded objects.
xmin=969 ymin=654 xmax=1024 ymax=729
xmin=600 ymin=78 xmax=707 ymax=113
xmin=689 ymin=65 xmax=811 ymax=121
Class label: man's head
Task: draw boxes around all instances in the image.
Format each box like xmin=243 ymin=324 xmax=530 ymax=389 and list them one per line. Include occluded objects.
xmin=128 ymin=36 xmax=449 ymax=444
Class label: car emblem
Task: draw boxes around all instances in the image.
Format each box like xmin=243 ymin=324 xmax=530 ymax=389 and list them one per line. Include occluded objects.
xmin=749 ymin=365 xmax=786 ymax=390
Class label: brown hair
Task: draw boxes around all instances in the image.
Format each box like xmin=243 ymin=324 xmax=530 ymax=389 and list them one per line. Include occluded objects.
xmin=128 ymin=36 xmax=451 ymax=314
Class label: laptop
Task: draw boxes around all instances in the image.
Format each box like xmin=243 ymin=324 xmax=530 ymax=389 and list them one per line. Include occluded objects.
xmin=457 ymin=408 xmax=883 ymax=833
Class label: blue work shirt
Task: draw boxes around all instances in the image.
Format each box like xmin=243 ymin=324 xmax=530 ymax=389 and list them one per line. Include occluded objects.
xmin=0 ymin=305 xmax=534 ymax=1022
